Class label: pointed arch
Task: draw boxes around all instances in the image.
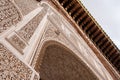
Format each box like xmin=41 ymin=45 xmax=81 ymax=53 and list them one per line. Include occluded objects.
xmin=35 ymin=40 xmax=99 ymax=80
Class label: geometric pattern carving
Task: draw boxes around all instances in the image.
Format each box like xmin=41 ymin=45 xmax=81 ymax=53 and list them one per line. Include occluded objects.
xmin=16 ymin=11 xmax=46 ymax=42
xmin=6 ymin=34 xmax=26 ymax=54
xmin=0 ymin=0 xmax=22 ymax=33
xmin=0 ymin=43 xmax=32 ymax=80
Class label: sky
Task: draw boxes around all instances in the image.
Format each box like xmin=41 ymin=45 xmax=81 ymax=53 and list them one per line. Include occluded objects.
xmin=80 ymin=0 xmax=120 ymax=49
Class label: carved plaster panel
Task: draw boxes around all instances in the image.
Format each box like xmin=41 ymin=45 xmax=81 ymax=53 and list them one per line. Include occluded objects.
xmin=16 ymin=9 xmax=46 ymax=43
xmin=6 ymin=9 xmax=47 ymax=54
xmin=0 ymin=43 xmax=33 ymax=80
xmin=0 ymin=0 xmax=22 ymax=34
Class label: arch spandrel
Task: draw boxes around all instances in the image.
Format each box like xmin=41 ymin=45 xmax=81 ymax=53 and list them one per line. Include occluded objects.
xmin=30 ymin=3 xmax=113 ymax=80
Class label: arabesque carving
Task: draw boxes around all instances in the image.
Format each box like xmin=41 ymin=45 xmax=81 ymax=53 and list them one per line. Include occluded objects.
xmin=16 ymin=10 xmax=46 ymax=42
xmin=0 ymin=43 xmax=33 ymax=80
xmin=0 ymin=0 xmax=22 ymax=33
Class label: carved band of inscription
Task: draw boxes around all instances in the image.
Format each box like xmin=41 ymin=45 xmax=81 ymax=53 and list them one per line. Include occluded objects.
xmin=0 ymin=0 xmax=22 ymax=34
xmin=0 ymin=43 xmax=32 ymax=80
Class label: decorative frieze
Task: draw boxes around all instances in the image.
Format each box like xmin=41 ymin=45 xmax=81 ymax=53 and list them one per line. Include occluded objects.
xmin=0 ymin=0 xmax=22 ymax=34
xmin=6 ymin=34 xmax=26 ymax=54
xmin=0 ymin=43 xmax=32 ymax=80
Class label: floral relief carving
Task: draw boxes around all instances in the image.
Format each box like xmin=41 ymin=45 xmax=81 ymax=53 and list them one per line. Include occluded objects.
xmin=0 ymin=43 xmax=33 ymax=80
xmin=0 ymin=0 xmax=22 ymax=33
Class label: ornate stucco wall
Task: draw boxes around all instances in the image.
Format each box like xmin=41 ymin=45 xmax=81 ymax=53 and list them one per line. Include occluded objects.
xmin=0 ymin=0 xmax=117 ymax=80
